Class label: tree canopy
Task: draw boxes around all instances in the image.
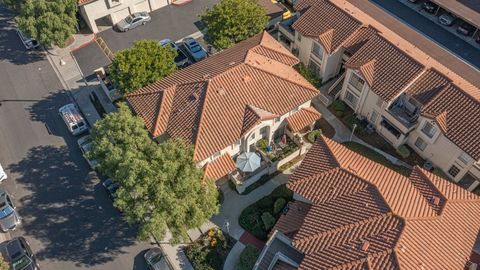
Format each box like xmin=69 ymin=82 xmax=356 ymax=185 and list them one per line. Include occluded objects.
xmin=200 ymin=0 xmax=269 ymax=49
xmin=0 ymin=255 xmax=8 ymax=270
xmin=109 ymin=40 xmax=177 ymax=95
xmin=16 ymin=0 xmax=77 ymax=47
xmin=88 ymin=103 xmax=219 ymax=243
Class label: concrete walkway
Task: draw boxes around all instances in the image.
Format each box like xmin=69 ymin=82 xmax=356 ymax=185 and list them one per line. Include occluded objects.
xmin=223 ymin=242 xmax=245 ymax=270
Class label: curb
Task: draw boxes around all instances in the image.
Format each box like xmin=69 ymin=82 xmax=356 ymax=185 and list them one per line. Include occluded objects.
xmin=172 ymin=0 xmax=193 ymax=6
xmin=70 ymin=33 xmax=97 ymax=53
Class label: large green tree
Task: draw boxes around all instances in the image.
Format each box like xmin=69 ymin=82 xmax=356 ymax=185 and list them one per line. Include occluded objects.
xmin=16 ymin=0 xmax=77 ymax=47
xmin=109 ymin=40 xmax=177 ymax=95
xmin=89 ymin=103 xmax=219 ymax=243
xmin=0 ymin=255 xmax=8 ymax=270
xmin=200 ymin=0 xmax=269 ymax=49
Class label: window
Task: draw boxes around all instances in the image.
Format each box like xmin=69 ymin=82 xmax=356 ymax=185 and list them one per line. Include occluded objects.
xmin=231 ymin=140 xmax=240 ymax=150
xmin=421 ymin=122 xmax=437 ymax=138
xmin=311 ymin=42 xmax=323 ymax=60
xmin=344 ymin=91 xmax=359 ymax=109
xmin=297 ymin=33 xmax=301 ymax=42
xmin=274 ymin=117 xmax=281 ymax=123
xmin=448 ymin=165 xmax=460 ymax=177
xmin=458 ymin=152 xmax=472 ymax=165
xmin=349 ymin=73 xmax=365 ymax=91
xmin=370 ymin=111 xmax=378 ymax=124
xmin=308 ymin=58 xmax=321 ymax=76
xmin=415 ymin=137 xmax=427 ymax=151
xmin=260 ymin=126 xmax=269 ymax=139
xmin=251 ymin=132 xmax=255 ymax=139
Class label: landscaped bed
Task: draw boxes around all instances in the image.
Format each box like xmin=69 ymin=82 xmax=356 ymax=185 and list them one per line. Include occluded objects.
xmin=342 ymin=141 xmax=411 ymax=176
xmin=185 ymin=228 xmax=236 ymax=270
xmin=329 ymin=100 xmax=425 ymax=166
xmin=269 ymin=137 xmax=300 ymax=162
xmin=239 ymin=185 xmax=293 ymax=240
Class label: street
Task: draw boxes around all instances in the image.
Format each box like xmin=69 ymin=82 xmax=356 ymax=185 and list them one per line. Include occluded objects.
xmin=0 ymin=6 xmax=150 ymax=270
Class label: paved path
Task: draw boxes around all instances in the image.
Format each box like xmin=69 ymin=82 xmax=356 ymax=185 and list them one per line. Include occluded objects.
xmin=223 ymin=242 xmax=245 ymax=270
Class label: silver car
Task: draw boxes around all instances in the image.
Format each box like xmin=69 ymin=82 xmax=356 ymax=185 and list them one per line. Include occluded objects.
xmin=144 ymin=248 xmax=171 ymax=270
xmin=0 ymin=190 xmax=20 ymax=232
xmin=439 ymin=13 xmax=456 ymax=26
xmin=116 ymin=12 xmax=151 ymax=32
xmin=77 ymin=135 xmax=97 ymax=170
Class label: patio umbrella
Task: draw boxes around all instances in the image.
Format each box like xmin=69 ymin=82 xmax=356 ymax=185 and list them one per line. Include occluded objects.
xmin=236 ymin=152 xmax=261 ymax=172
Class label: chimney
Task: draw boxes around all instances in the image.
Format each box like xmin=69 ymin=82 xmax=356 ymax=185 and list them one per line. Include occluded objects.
xmin=361 ymin=240 xmax=370 ymax=252
xmin=432 ymin=196 xmax=440 ymax=206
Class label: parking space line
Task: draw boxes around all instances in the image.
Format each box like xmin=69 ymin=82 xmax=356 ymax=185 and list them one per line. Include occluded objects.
xmin=96 ymin=37 xmax=114 ymax=61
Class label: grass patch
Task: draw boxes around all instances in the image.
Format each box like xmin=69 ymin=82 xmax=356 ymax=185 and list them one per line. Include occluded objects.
xmin=185 ymin=228 xmax=235 ymax=270
xmin=235 ymin=245 xmax=260 ymax=270
xmin=294 ymin=63 xmax=321 ymax=88
xmin=342 ymin=142 xmax=411 ymax=176
xmin=239 ymin=185 xmax=293 ymax=240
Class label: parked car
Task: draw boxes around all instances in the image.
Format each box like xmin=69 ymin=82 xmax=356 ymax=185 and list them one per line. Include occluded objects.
xmin=77 ymin=135 xmax=97 ymax=169
xmin=159 ymin=39 xmax=190 ymax=67
xmin=438 ymin=13 xmax=456 ymax=26
xmin=144 ymin=247 xmax=171 ymax=270
xmin=58 ymin=104 xmax=88 ymax=136
xmin=16 ymin=29 xmax=39 ymax=50
xmin=182 ymin=37 xmax=207 ymax=62
xmin=457 ymin=22 xmax=476 ymax=36
xmin=422 ymin=1 xmax=438 ymax=13
xmin=115 ymin=12 xmax=151 ymax=32
xmin=408 ymin=0 xmax=418 ymax=3
xmin=0 ymin=163 xmax=6 ymax=182
xmin=0 ymin=190 xmax=20 ymax=232
xmin=476 ymin=35 xmax=480 ymax=44
xmin=102 ymin=178 xmax=119 ymax=201
xmin=0 ymin=237 xmax=39 ymax=270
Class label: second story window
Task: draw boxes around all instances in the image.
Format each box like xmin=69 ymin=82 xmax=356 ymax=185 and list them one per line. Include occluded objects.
xmin=448 ymin=165 xmax=460 ymax=177
xmin=458 ymin=152 xmax=472 ymax=165
xmin=311 ymin=41 xmax=323 ymax=60
xmin=421 ymin=122 xmax=437 ymax=138
xmin=349 ymin=73 xmax=365 ymax=91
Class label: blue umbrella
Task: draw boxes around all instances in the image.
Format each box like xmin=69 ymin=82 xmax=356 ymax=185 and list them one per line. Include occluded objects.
xmin=236 ymin=152 xmax=261 ymax=172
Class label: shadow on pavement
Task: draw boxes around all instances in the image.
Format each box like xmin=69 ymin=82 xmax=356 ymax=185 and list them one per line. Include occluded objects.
xmin=0 ymin=6 xmax=44 ymax=65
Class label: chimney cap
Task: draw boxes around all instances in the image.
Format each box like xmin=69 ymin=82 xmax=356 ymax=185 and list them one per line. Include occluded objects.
xmin=432 ymin=196 xmax=441 ymax=206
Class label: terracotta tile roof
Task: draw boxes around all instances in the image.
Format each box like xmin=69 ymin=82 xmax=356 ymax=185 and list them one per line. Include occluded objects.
xmin=279 ymin=136 xmax=480 ymax=269
xmin=286 ymin=107 xmax=321 ymax=133
xmin=404 ymin=68 xmax=450 ymax=105
xmin=342 ymin=26 xmax=378 ymax=56
xmin=292 ymin=0 xmax=363 ymax=54
xmin=421 ymin=85 xmax=480 ymax=160
xmin=271 ymin=201 xmax=311 ymax=238
xmin=202 ymin=153 xmax=236 ymax=181
xmin=345 ymin=34 xmax=424 ymax=102
xmin=127 ymin=32 xmax=318 ymax=161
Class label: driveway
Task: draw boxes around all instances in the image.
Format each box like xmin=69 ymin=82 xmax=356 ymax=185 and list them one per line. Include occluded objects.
xmin=368 ymin=0 xmax=480 ymax=70
xmin=73 ymin=0 xmax=219 ymax=77
xmin=0 ymin=6 xmax=150 ymax=270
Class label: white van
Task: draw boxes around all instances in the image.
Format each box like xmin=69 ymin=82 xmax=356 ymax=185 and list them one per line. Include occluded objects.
xmin=16 ymin=28 xmax=39 ymax=50
xmin=59 ymin=104 xmax=88 ymax=136
xmin=0 ymin=163 xmax=6 ymax=182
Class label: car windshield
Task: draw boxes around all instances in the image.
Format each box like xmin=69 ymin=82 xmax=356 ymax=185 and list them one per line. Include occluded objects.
xmin=150 ymin=253 xmax=163 ymax=264
xmin=12 ymin=255 xmax=32 ymax=270
xmin=125 ymin=16 xmax=133 ymax=24
xmin=191 ymin=45 xmax=201 ymax=53
xmin=0 ymin=205 xmax=14 ymax=219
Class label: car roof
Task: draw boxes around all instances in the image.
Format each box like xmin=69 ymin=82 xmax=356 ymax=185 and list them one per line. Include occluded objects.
xmin=0 ymin=238 xmax=27 ymax=261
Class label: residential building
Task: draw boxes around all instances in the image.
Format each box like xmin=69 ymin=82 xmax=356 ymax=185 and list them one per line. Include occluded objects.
xmin=255 ymin=136 xmax=480 ymax=270
xmin=126 ymin=32 xmax=319 ymax=181
xmin=276 ymin=0 xmax=480 ymax=190
xmin=77 ymin=0 xmax=169 ymax=33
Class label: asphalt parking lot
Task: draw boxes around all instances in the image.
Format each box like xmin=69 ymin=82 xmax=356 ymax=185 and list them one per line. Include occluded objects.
xmin=370 ymin=0 xmax=480 ymax=70
xmin=73 ymin=0 xmax=219 ymax=77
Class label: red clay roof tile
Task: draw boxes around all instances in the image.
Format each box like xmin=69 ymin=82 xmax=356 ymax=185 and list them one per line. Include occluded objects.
xmin=286 ymin=107 xmax=321 ymax=133
xmin=202 ymin=153 xmax=236 ymax=181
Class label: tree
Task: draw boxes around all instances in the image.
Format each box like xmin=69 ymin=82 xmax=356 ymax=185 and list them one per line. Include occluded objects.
xmin=89 ymin=103 xmax=219 ymax=243
xmin=16 ymin=0 xmax=77 ymax=47
xmin=200 ymin=0 xmax=269 ymax=49
xmin=109 ymin=40 xmax=177 ymax=95
xmin=0 ymin=255 xmax=9 ymax=270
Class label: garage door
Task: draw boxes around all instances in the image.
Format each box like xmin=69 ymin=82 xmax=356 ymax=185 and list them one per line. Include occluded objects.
xmin=151 ymin=0 xmax=168 ymax=10
xmin=135 ymin=0 xmax=151 ymax=12
xmin=112 ymin=8 xmax=130 ymax=24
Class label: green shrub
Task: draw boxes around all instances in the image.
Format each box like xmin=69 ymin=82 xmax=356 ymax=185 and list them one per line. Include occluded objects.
xmin=396 ymin=145 xmax=410 ymax=158
xmin=270 ymin=185 xmax=293 ymax=200
xmin=235 ymin=245 xmax=260 ymax=270
xmin=307 ymin=129 xmax=322 ymax=143
xmin=273 ymin=198 xmax=286 ymax=215
xmin=206 ymin=250 xmax=222 ymax=270
xmin=295 ymin=63 xmax=321 ymax=88
xmin=330 ymin=100 xmax=346 ymax=117
xmin=256 ymin=138 xmax=268 ymax=152
xmin=261 ymin=212 xmax=276 ymax=231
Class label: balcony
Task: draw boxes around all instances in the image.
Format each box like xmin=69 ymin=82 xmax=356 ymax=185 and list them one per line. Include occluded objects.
xmin=387 ymin=98 xmax=420 ymax=129
xmin=278 ymin=16 xmax=298 ymax=43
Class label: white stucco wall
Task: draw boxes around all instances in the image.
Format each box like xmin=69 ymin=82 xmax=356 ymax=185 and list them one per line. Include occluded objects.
xmin=79 ymin=0 xmax=169 ymax=33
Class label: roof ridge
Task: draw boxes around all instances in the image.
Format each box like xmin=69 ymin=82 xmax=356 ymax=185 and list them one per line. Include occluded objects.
xmin=152 ymin=86 xmax=175 ymax=137
xmin=318 ymin=28 xmax=335 ymax=54
xmin=252 ymin=45 xmax=299 ymax=66
xmin=245 ymin=62 xmax=318 ymax=94
xmin=192 ymin=80 xmax=213 ymax=161
xmin=255 ymin=32 xmax=299 ymax=65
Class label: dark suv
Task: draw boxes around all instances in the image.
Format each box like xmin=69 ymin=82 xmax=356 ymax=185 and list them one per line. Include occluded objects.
xmin=457 ymin=22 xmax=476 ymax=36
xmin=0 ymin=237 xmax=39 ymax=270
xmin=422 ymin=1 xmax=438 ymax=13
